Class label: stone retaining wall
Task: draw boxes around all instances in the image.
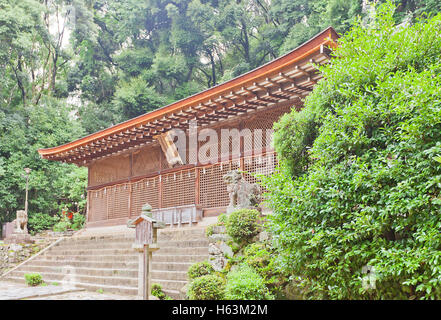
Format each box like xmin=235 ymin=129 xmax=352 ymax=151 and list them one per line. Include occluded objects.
xmin=0 ymin=231 xmax=65 ymax=276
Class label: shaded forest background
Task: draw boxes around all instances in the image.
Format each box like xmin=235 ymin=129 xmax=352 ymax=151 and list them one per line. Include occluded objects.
xmin=1 ymin=0 xmax=440 ymax=229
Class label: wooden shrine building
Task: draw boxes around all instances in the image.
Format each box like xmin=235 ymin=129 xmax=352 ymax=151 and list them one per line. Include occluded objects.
xmin=38 ymin=28 xmax=338 ymax=228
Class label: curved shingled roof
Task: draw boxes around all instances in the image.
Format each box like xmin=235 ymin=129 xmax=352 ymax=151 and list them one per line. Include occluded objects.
xmin=39 ymin=27 xmax=339 ymax=165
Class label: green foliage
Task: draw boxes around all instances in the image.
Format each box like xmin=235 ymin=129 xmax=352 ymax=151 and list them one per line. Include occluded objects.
xmin=188 ymin=261 xmax=215 ymax=280
xmin=151 ymin=283 xmax=172 ymax=300
xmin=205 ymin=213 xmax=228 ymax=237
xmin=225 ymin=209 xmax=261 ymax=246
xmin=243 ymin=243 xmax=290 ymax=297
xmin=27 ymin=213 xmax=58 ymax=235
xmin=273 ymin=108 xmax=320 ymax=176
xmin=266 ymin=2 xmax=441 ymax=299
xmin=52 ymin=211 xmax=86 ymax=232
xmin=224 ymin=264 xmax=274 ymax=300
xmin=187 ymin=274 xmax=225 ymax=300
xmin=71 ymin=213 xmax=86 ymax=231
xmin=217 ymin=213 xmax=228 ymax=224
xmin=52 ymin=216 xmax=71 ymax=233
xmin=113 ymin=77 xmax=166 ymax=121
xmin=24 ymin=273 xmax=43 ymax=286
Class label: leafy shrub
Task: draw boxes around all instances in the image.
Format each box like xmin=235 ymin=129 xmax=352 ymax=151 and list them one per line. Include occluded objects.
xmin=188 ymin=261 xmax=215 ymax=280
xmin=243 ymin=243 xmax=272 ymax=275
xmin=205 ymin=224 xmax=215 ymax=237
xmin=71 ymin=213 xmax=86 ymax=230
xmin=52 ymin=216 xmax=71 ymax=232
xmin=273 ymin=107 xmax=320 ymax=177
xmin=24 ymin=273 xmax=43 ymax=286
xmin=151 ymin=283 xmax=172 ymax=300
xmin=243 ymin=243 xmax=290 ymax=297
xmin=225 ymin=209 xmax=261 ymax=245
xmin=266 ymin=3 xmax=441 ymax=299
xmin=187 ymin=274 xmax=225 ymax=300
xmin=28 ymin=213 xmax=58 ymax=235
xmin=224 ymin=264 xmax=274 ymax=300
xmin=217 ymin=213 xmax=228 ymax=224
xmin=205 ymin=213 xmax=228 ymax=237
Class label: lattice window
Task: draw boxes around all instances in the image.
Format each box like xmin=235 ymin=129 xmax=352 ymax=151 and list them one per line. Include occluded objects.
xmin=88 ymin=190 xmax=107 ymax=222
xmin=199 ymin=159 xmax=240 ymax=208
xmin=162 ymin=169 xmax=196 ymax=208
xmin=107 ymin=184 xmax=130 ymax=220
xmin=131 ymin=177 xmax=160 ymax=216
xmin=243 ymin=152 xmax=278 ymax=194
xmin=243 ymin=103 xmax=294 ymax=153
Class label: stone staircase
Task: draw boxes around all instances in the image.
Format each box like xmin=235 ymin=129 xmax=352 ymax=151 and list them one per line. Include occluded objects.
xmin=1 ymin=226 xmax=209 ymax=299
xmin=152 ymin=227 xmax=209 ymax=299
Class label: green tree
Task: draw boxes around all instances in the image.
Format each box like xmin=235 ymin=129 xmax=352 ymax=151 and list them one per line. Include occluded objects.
xmin=266 ymin=2 xmax=441 ymax=299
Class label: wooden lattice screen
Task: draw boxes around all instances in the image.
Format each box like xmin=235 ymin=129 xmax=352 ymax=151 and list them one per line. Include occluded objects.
xmin=162 ymin=169 xmax=196 ymax=208
xmin=199 ymin=159 xmax=241 ymax=208
xmin=131 ymin=176 xmax=160 ymax=216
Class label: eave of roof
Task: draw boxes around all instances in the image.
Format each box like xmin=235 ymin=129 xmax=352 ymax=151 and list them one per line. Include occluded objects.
xmin=39 ymin=27 xmax=339 ymax=163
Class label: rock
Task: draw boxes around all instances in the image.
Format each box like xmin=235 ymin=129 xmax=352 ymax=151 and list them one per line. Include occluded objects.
xmin=210 ymin=256 xmax=227 ymax=271
xmin=259 ymin=231 xmax=270 ymax=242
xmin=208 ymin=243 xmax=221 ymax=255
xmin=208 ymin=233 xmax=231 ymax=243
xmin=211 ymin=226 xmax=226 ymax=234
xmin=149 ymin=295 xmax=160 ymax=300
xmin=9 ymin=244 xmax=23 ymax=252
xmin=219 ymin=242 xmax=233 ymax=258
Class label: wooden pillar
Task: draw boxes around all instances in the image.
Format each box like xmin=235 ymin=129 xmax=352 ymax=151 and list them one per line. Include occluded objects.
xmin=195 ymin=168 xmax=200 ymax=205
xmin=159 ymin=149 xmax=163 ymax=209
xmin=86 ymin=191 xmax=90 ymax=222
xmin=128 ymin=183 xmax=132 ymax=217
xmin=158 ymin=175 xmax=163 ymax=209
xmin=128 ymin=153 xmax=133 ymax=217
xmin=239 ymin=120 xmax=245 ymax=171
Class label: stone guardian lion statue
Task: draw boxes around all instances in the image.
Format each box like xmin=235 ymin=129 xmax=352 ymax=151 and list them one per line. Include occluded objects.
xmin=15 ymin=210 xmax=28 ymax=234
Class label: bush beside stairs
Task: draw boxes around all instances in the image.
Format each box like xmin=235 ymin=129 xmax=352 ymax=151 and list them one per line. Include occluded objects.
xmin=1 ymin=227 xmax=209 ymax=299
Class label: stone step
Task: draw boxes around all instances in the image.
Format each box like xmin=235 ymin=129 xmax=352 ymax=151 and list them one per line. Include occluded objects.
xmin=151 ymin=270 xmax=188 ymax=281
xmin=5 ymin=276 xmax=138 ymax=296
xmin=8 ymin=270 xmax=138 ymax=288
xmin=42 ymin=254 xmax=138 ymax=262
xmin=25 ymin=259 xmax=138 ymax=270
xmin=54 ymin=242 xmax=133 ymax=250
xmin=70 ymin=235 xmax=134 ymax=243
xmin=14 ymin=265 xmax=138 ymax=278
xmin=151 ymin=279 xmax=188 ymax=291
xmin=157 ymin=228 xmax=207 ymax=241
xmin=46 ymin=248 xmax=134 ymax=256
xmin=152 ymin=262 xmax=193 ymax=272
xmin=152 ymin=247 xmax=209 ymax=255
xmin=157 ymin=240 xmax=209 ymax=248
xmin=152 ymin=254 xmax=208 ymax=263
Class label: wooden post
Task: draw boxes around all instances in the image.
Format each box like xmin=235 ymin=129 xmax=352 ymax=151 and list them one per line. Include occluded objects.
xmin=128 ymin=203 xmax=165 ymax=300
xmin=195 ymin=168 xmax=200 ymax=205
xmin=136 ymin=245 xmax=154 ymax=300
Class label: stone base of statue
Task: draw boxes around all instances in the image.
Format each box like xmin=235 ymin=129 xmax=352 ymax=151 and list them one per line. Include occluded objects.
xmin=4 ymin=233 xmax=34 ymax=244
xmin=226 ymin=205 xmax=262 ymax=214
